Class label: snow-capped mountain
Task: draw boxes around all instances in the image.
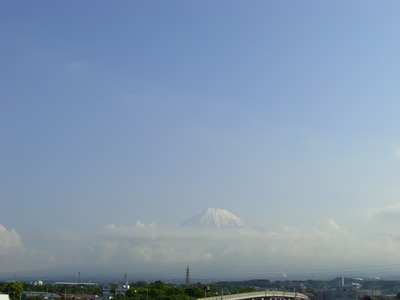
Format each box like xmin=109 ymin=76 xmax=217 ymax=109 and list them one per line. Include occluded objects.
xmin=179 ymin=208 xmax=260 ymax=231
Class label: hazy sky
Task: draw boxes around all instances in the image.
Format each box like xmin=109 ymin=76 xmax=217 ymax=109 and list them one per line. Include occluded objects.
xmin=2 ymin=1 xmax=400 ymax=281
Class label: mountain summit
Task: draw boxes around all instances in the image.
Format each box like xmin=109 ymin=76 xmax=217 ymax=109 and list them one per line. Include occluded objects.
xmin=179 ymin=208 xmax=259 ymax=231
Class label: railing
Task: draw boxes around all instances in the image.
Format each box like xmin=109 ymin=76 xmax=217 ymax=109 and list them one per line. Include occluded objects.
xmin=201 ymin=291 xmax=309 ymax=300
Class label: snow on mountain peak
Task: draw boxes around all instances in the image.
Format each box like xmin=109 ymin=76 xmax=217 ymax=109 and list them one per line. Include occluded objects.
xmin=179 ymin=207 xmax=260 ymax=231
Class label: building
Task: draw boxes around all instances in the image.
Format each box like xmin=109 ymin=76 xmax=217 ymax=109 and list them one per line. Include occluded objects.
xmin=316 ymin=278 xmax=382 ymax=300
xmin=102 ymin=285 xmax=110 ymax=300
xmin=22 ymin=292 xmax=61 ymax=300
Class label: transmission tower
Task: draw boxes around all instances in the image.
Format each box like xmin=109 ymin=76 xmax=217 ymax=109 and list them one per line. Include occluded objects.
xmin=186 ymin=265 xmax=190 ymax=287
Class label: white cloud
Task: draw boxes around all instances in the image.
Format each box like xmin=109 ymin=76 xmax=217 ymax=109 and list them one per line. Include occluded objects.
xmin=316 ymin=218 xmax=346 ymax=233
xmin=21 ymin=221 xmax=400 ymax=277
xmin=134 ymin=220 xmax=156 ymax=228
xmin=106 ymin=224 xmax=117 ymax=229
xmin=135 ymin=220 xmax=146 ymax=228
xmin=0 ymin=224 xmax=24 ymax=256
xmin=362 ymin=203 xmax=400 ymax=221
xmin=148 ymin=222 xmax=157 ymax=229
xmin=5 ymin=218 xmax=400 ymax=278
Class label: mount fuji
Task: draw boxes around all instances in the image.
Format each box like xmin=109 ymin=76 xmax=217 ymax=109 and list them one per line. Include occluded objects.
xmin=179 ymin=208 xmax=262 ymax=231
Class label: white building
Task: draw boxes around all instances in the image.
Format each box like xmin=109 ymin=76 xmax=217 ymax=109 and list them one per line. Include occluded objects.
xmin=115 ymin=284 xmax=130 ymax=296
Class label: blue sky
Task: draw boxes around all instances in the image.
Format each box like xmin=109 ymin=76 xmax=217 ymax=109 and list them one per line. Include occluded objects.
xmin=2 ymin=1 xmax=400 ymax=280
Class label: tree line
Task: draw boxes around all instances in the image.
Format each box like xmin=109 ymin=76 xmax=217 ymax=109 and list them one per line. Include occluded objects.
xmin=0 ymin=280 xmax=257 ymax=300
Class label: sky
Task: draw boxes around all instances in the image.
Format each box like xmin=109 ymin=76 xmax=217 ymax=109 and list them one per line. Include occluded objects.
xmin=2 ymin=1 xmax=400 ymax=281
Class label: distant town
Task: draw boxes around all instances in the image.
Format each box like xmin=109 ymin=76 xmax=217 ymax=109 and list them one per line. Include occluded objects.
xmin=2 ymin=273 xmax=400 ymax=300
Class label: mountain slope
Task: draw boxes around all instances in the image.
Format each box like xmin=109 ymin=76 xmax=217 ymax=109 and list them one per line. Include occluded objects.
xmin=179 ymin=208 xmax=260 ymax=231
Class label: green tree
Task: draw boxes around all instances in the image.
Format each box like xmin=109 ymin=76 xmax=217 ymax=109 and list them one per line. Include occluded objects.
xmin=8 ymin=282 xmax=23 ymax=300
xmin=125 ymin=289 xmax=136 ymax=299
xmin=114 ymin=295 xmax=128 ymax=300
xmin=238 ymin=287 xmax=257 ymax=293
xmin=0 ymin=283 xmax=8 ymax=294
xmin=166 ymin=286 xmax=184 ymax=297
xmin=137 ymin=288 xmax=149 ymax=300
xmin=148 ymin=281 xmax=167 ymax=300
xmin=185 ymin=286 xmax=204 ymax=298
xmin=133 ymin=282 xmax=148 ymax=289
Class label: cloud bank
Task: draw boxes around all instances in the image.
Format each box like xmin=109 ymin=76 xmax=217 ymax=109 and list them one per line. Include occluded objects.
xmin=3 ymin=204 xmax=400 ymax=279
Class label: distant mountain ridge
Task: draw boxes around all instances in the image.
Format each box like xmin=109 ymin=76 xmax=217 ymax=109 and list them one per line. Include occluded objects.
xmin=179 ymin=208 xmax=261 ymax=231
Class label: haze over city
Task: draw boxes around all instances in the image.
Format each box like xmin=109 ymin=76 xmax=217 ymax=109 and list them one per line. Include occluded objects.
xmin=2 ymin=1 xmax=400 ymax=281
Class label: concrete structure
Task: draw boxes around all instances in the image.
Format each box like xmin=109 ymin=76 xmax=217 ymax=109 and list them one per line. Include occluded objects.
xmin=22 ymin=292 xmax=61 ymax=300
xmin=317 ymin=289 xmax=357 ymax=300
xmin=200 ymin=291 xmax=309 ymax=300
xmin=0 ymin=294 xmax=10 ymax=300
xmin=315 ymin=277 xmax=380 ymax=300
xmin=102 ymin=285 xmax=110 ymax=300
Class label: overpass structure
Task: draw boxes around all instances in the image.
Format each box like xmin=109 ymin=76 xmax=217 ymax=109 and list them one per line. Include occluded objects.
xmin=201 ymin=291 xmax=309 ymax=300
